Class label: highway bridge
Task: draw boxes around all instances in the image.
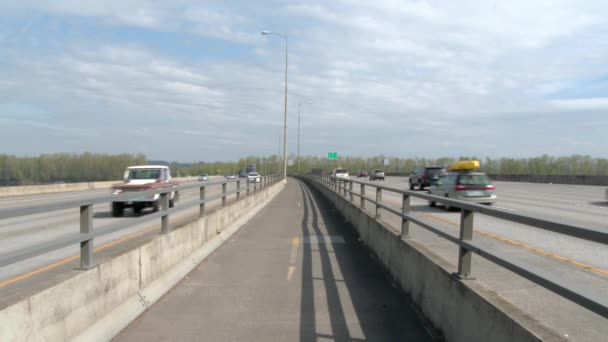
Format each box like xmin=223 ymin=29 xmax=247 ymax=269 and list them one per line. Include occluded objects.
xmin=0 ymin=176 xmax=606 ymax=341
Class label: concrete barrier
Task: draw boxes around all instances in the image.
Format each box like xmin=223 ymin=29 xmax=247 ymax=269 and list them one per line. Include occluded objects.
xmin=0 ymin=180 xmax=284 ymax=342
xmin=302 ymin=176 xmax=564 ymax=342
xmin=0 ymin=176 xmax=219 ymax=197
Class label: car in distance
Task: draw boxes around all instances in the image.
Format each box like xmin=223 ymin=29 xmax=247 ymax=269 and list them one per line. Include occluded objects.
xmin=198 ymin=173 xmax=209 ymax=181
xmin=332 ymin=168 xmax=349 ymax=179
xmin=369 ymin=169 xmax=385 ymax=181
xmin=238 ymin=170 xmax=248 ymax=178
xmin=225 ymin=174 xmax=236 ymax=179
xmin=111 ymin=165 xmax=179 ymax=217
xmin=357 ymin=170 xmax=368 ymax=178
xmin=409 ymin=166 xmax=446 ymax=190
xmin=428 ymin=171 xmax=497 ymax=210
xmin=247 ymin=172 xmax=261 ymax=183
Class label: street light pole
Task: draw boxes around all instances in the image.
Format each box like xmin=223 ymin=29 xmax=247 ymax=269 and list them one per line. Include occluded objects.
xmin=297 ymin=101 xmax=311 ymax=174
xmin=262 ymin=30 xmax=288 ymax=184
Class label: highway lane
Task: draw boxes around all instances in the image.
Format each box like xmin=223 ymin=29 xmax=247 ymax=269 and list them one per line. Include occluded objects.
xmin=0 ymin=179 xmax=255 ymax=283
xmin=352 ymin=177 xmax=608 ymax=271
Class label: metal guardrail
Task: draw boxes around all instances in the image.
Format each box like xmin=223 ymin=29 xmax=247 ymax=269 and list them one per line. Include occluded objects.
xmin=0 ymin=175 xmax=283 ymax=270
xmin=310 ymin=175 xmax=608 ymax=318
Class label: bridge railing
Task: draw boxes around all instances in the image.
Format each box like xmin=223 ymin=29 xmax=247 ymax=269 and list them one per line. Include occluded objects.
xmin=306 ymin=175 xmax=608 ymax=318
xmin=0 ymin=174 xmax=283 ymax=270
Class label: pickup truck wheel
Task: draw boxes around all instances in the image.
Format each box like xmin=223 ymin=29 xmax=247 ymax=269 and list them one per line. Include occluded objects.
xmin=429 ymin=200 xmax=436 ymax=207
xmin=152 ymin=200 xmax=160 ymax=212
xmin=419 ymin=182 xmax=424 ymax=191
xmin=170 ymin=192 xmax=179 ymax=208
xmin=112 ymin=202 xmax=124 ymax=217
xmin=409 ymin=182 xmax=415 ymax=190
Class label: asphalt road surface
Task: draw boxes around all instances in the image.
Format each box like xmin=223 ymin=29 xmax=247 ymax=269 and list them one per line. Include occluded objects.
xmin=0 ymin=180 xmax=246 ymax=284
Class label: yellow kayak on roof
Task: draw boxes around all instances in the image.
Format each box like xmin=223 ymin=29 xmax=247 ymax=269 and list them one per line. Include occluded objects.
xmin=448 ymin=160 xmax=480 ymax=172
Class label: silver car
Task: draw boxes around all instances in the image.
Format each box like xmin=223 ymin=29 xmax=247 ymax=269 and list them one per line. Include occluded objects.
xmin=198 ymin=173 xmax=209 ymax=181
xmin=428 ymin=172 xmax=497 ymax=210
xmin=247 ymin=172 xmax=261 ymax=183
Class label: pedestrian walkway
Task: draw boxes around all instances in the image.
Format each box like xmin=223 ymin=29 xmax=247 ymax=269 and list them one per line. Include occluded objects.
xmin=115 ymin=179 xmax=433 ymax=341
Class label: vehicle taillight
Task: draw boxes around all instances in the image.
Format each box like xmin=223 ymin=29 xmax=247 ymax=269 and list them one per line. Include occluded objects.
xmin=454 ymin=185 xmax=468 ymax=191
xmin=485 ymin=184 xmax=495 ymax=190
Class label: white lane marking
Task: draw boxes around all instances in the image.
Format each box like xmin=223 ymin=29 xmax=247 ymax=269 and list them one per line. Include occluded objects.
xmin=494 ymin=206 xmax=517 ymax=212
xmin=574 ymin=203 xmax=608 ymax=210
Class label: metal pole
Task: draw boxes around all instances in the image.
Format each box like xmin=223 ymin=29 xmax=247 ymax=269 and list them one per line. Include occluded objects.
xmin=199 ymin=186 xmax=205 ymax=217
xmin=457 ymin=209 xmax=475 ymax=279
xmin=375 ymin=188 xmax=382 ymax=219
xmin=297 ymin=102 xmax=301 ymax=174
xmin=401 ymin=194 xmax=411 ymax=238
xmin=222 ymin=182 xmax=227 ymax=207
xmin=283 ymin=36 xmax=288 ymax=184
xmin=236 ymin=181 xmax=241 ymax=200
xmin=79 ymin=204 xmax=93 ymax=269
xmin=161 ymin=192 xmax=169 ymax=234
xmin=360 ymin=183 xmax=365 ymax=209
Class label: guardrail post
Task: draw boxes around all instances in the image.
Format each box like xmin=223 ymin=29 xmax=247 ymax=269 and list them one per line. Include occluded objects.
xmin=199 ymin=186 xmax=205 ymax=217
xmin=349 ymin=181 xmax=353 ymax=202
xmin=360 ymin=184 xmax=365 ymax=209
xmin=375 ymin=187 xmax=382 ymax=219
xmin=247 ymin=180 xmax=251 ymax=196
xmin=401 ymin=194 xmax=411 ymax=238
xmin=236 ymin=180 xmax=241 ymax=200
xmin=78 ymin=204 xmax=94 ymax=269
xmin=222 ymin=182 xmax=227 ymax=207
xmin=160 ymin=192 xmax=169 ymax=234
xmin=456 ymin=209 xmax=475 ymax=279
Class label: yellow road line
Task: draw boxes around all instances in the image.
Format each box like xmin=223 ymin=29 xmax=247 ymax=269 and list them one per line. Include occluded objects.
xmin=0 ymin=210 xmax=201 ymax=287
xmin=420 ymin=212 xmax=608 ymax=277
xmin=287 ymin=237 xmax=300 ymax=281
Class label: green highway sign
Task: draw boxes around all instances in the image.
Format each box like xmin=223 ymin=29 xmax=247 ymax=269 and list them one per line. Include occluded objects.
xmin=327 ymin=152 xmax=338 ymax=160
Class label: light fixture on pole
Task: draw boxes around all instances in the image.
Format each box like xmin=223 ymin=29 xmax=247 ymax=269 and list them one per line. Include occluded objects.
xmin=261 ymin=30 xmax=288 ymax=184
xmin=297 ymin=101 xmax=312 ymax=174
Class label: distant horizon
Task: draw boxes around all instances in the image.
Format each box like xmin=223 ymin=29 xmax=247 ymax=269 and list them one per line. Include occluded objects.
xmin=3 ymin=151 xmax=606 ymax=165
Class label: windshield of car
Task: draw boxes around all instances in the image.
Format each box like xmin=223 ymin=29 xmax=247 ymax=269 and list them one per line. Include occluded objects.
xmin=249 ymin=172 xmax=260 ymax=176
xmin=426 ymin=168 xmax=446 ymax=176
xmin=374 ymin=170 xmax=383 ymax=173
xmin=457 ymin=174 xmax=490 ymax=185
xmin=335 ymin=169 xmax=347 ymax=174
xmin=126 ymin=169 xmax=161 ymax=180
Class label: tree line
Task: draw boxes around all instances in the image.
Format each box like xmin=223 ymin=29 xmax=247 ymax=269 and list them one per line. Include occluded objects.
xmin=2 ymin=153 xmax=607 ymax=185
xmin=292 ymin=154 xmax=608 ymax=176
xmin=0 ymin=153 xmax=147 ymax=185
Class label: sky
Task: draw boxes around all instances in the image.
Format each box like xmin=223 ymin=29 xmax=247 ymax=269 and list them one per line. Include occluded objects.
xmin=0 ymin=0 xmax=607 ymax=162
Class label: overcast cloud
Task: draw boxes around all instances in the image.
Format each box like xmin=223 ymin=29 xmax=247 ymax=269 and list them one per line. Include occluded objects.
xmin=0 ymin=0 xmax=607 ymax=161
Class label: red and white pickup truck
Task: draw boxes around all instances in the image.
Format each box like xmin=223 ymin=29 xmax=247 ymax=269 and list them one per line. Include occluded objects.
xmin=111 ymin=165 xmax=179 ymax=217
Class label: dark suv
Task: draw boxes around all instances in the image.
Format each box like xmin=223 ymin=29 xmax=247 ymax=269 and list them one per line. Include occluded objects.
xmin=409 ymin=166 xmax=446 ymax=190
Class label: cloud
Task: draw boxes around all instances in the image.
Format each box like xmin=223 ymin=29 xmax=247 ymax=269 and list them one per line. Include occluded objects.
xmin=548 ymin=97 xmax=608 ymax=110
xmin=0 ymin=1 xmax=607 ymax=160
